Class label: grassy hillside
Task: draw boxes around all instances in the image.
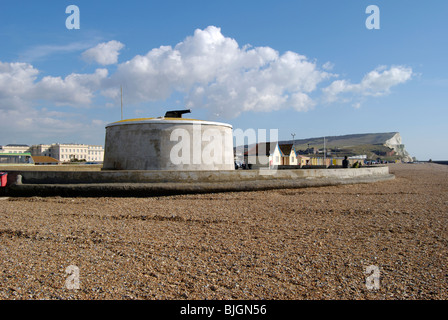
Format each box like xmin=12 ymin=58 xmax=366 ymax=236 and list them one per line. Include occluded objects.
xmin=283 ymin=132 xmax=398 ymax=148
xmin=235 ymin=132 xmax=406 ymax=161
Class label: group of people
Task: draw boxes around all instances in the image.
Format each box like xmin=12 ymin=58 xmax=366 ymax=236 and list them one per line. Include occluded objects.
xmin=342 ymin=156 xmax=362 ymax=168
xmin=235 ymin=162 xmax=252 ymax=170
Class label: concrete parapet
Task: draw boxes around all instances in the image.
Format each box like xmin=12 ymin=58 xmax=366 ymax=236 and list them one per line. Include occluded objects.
xmin=3 ymin=166 xmax=389 ymax=184
xmin=0 ymin=166 xmax=393 ymax=197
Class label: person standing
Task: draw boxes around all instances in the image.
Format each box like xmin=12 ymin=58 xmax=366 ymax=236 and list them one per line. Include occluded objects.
xmin=342 ymin=156 xmax=349 ymax=168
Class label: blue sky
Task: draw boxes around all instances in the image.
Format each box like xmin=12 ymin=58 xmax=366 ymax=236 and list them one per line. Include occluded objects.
xmin=0 ymin=0 xmax=447 ymax=160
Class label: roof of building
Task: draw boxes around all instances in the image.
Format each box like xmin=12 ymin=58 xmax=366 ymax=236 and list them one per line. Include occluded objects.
xmin=112 ymin=117 xmax=200 ymax=123
xmin=279 ymin=144 xmax=294 ymax=156
xmin=31 ymin=156 xmax=59 ymax=164
xmin=107 ymin=117 xmax=232 ymax=128
xmin=245 ymin=142 xmax=278 ymax=156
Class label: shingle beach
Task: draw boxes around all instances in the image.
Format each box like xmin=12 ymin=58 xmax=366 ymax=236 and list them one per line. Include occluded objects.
xmin=1 ymin=163 xmax=447 ymax=300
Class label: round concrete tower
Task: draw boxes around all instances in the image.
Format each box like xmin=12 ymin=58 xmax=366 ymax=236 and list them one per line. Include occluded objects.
xmin=103 ymin=110 xmax=234 ymax=171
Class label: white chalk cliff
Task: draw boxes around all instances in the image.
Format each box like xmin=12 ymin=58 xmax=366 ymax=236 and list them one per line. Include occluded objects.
xmin=384 ymin=133 xmax=413 ymax=162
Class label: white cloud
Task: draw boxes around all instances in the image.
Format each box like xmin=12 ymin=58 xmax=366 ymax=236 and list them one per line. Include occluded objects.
xmin=0 ymin=60 xmax=108 ymax=109
xmin=19 ymin=41 xmax=98 ymax=62
xmin=33 ymin=68 xmax=108 ymax=106
xmin=108 ymin=26 xmax=333 ymax=117
xmin=82 ymin=40 xmax=125 ymax=65
xmin=0 ymin=26 xmax=415 ymax=143
xmin=322 ymin=65 xmax=413 ymax=105
xmin=0 ymin=60 xmax=110 ymax=144
xmin=0 ymin=104 xmax=106 ymax=145
xmin=322 ymin=61 xmax=335 ymax=71
xmin=0 ymin=61 xmax=39 ymax=109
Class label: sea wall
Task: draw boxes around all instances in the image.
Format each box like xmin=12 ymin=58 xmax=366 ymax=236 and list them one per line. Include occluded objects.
xmin=4 ymin=166 xmax=390 ymax=185
xmin=1 ymin=166 xmax=394 ymax=197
